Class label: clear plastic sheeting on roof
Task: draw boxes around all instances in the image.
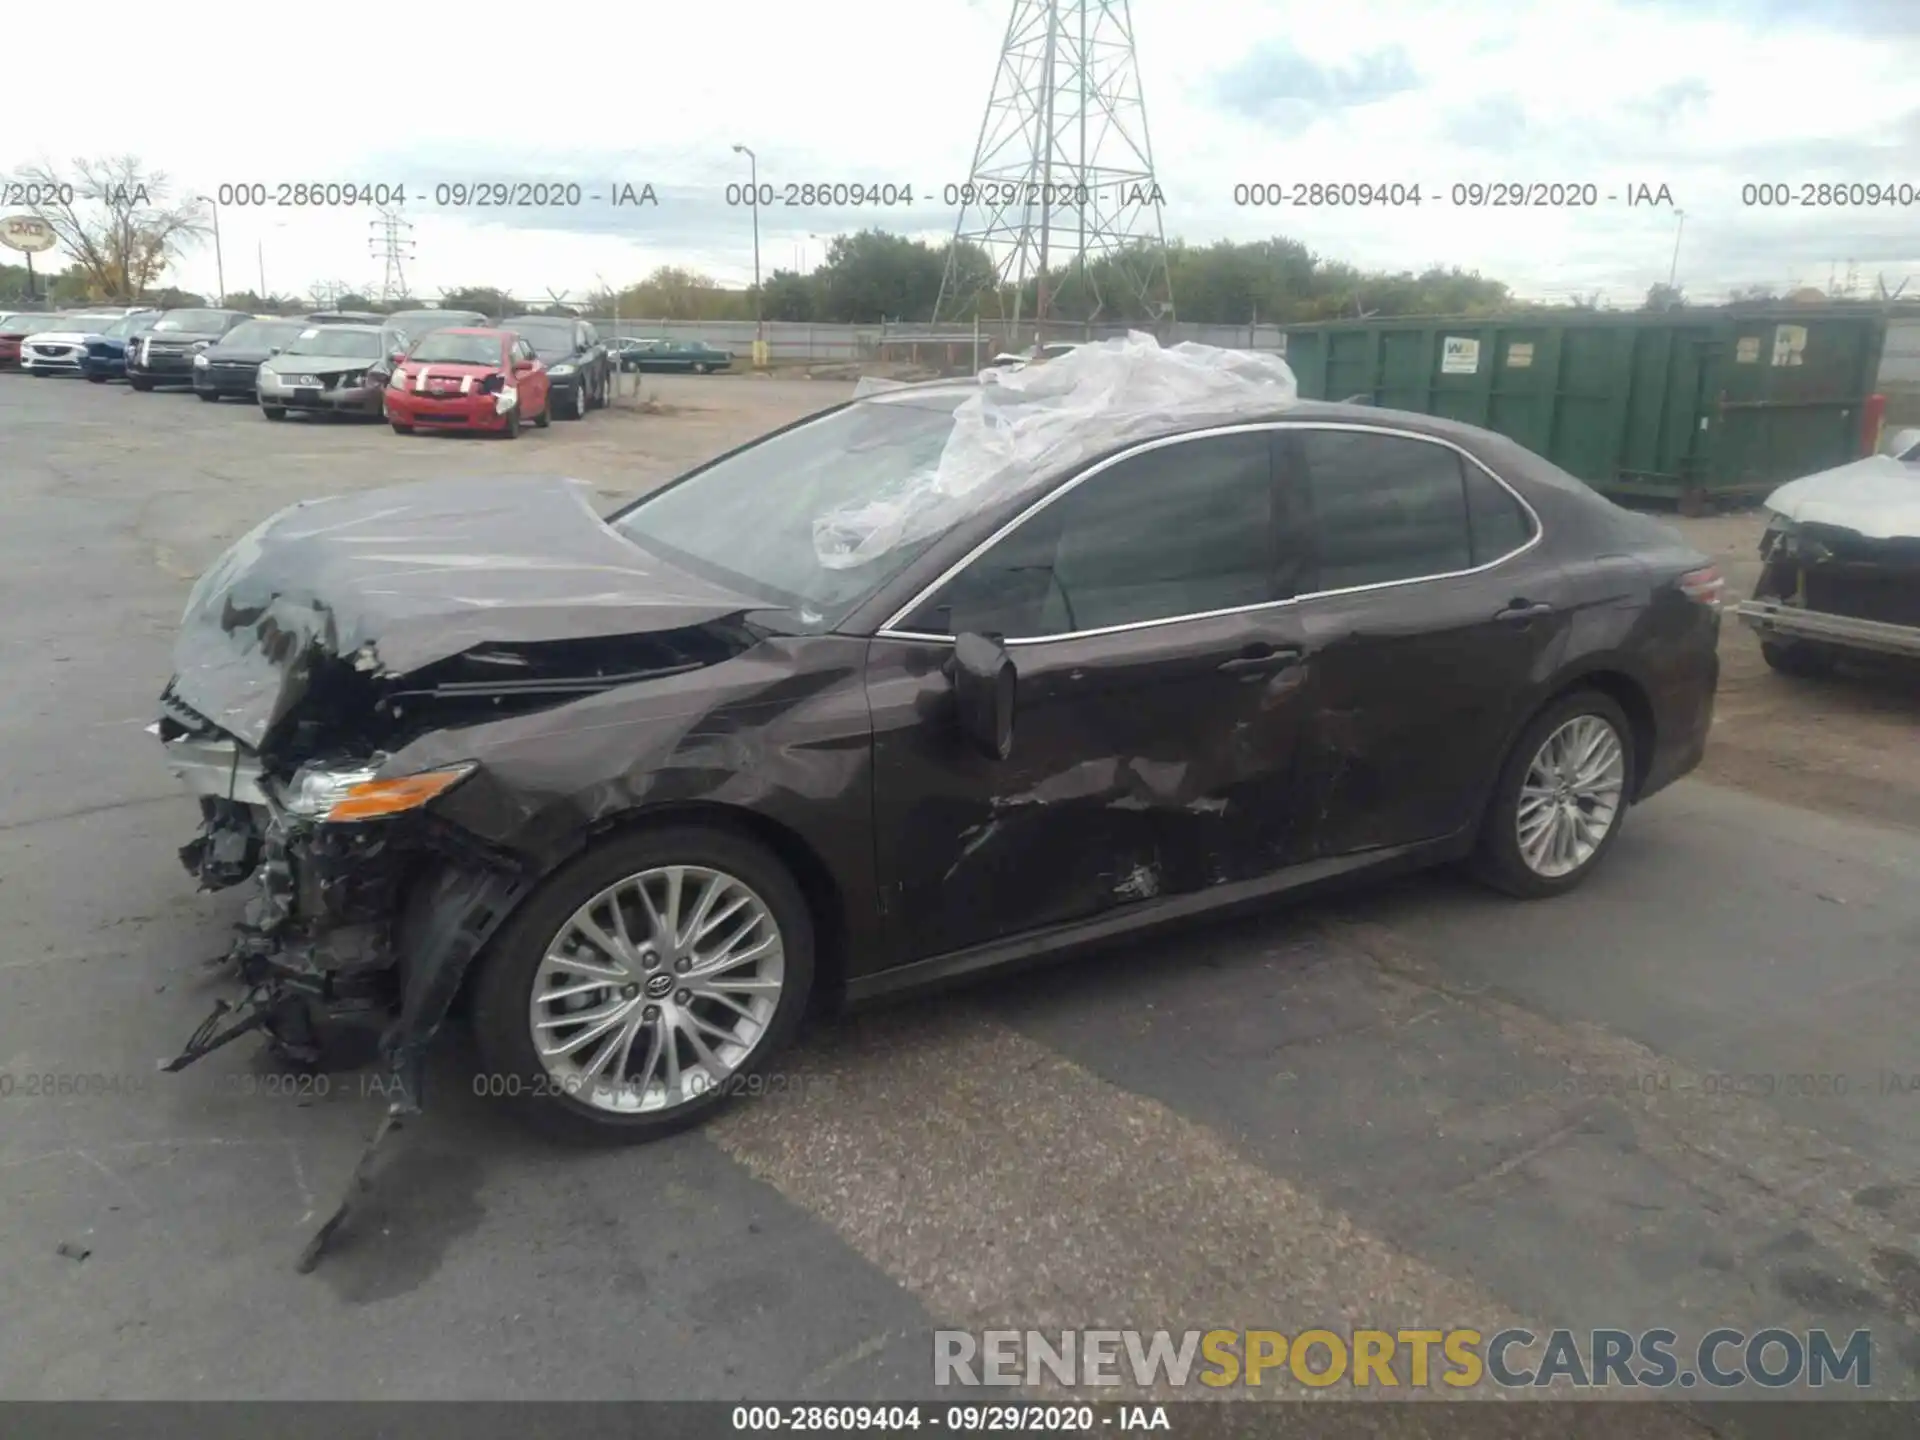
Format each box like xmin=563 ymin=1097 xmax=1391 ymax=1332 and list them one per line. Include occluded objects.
xmin=814 ymin=331 xmax=1300 ymax=569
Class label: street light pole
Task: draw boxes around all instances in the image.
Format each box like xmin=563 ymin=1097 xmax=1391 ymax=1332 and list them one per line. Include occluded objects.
xmin=1667 ymin=209 xmax=1687 ymax=289
xmin=193 ymin=195 xmax=225 ymax=305
xmin=733 ymin=143 xmax=763 ymax=366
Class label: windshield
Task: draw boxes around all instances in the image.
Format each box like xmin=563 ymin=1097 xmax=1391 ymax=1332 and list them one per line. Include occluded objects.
xmin=508 ymin=321 xmax=576 ymax=358
xmin=153 ymin=310 xmax=231 ymax=331
xmin=613 ymin=394 xmax=965 ymax=623
xmin=408 ymin=332 xmax=503 ymax=364
xmin=283 ymin=327 xmax=384 ymax=358
xmin=104 ymin=315 xmax=152 ymax=338
xmin=218 ymin=320 xmax=302 ymax=351
xmin=60 ymin=314 xmax=123 ymax=332
xmin=6 ymin=314 xmax=66 ymax=332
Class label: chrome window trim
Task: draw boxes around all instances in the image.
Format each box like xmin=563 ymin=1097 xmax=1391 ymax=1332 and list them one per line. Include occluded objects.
xmin=874 ymin=419 xmax=1546 ymax=647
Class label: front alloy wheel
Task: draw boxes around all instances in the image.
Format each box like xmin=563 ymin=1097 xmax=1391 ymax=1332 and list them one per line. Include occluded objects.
xmin=1472 ymin=690 xmax=1634 ymax=898
xmin=471 ymin=826 xmax=814 ymax=1142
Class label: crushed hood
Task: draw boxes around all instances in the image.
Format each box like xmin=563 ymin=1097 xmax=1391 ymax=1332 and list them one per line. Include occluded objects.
xmin=171 ymin=475 xmax=764 ymax=750
xmin=1764 ymin=454 xmax=1920 ymax=542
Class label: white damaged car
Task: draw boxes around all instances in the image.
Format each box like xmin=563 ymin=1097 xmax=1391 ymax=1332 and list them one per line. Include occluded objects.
xmin=1735 ymin=439 xmax=1920 ymax=674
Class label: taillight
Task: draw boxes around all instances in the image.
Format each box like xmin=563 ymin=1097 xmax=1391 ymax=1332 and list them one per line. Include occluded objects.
xmin=1678 ymin=564 xmax=1725 ymax=608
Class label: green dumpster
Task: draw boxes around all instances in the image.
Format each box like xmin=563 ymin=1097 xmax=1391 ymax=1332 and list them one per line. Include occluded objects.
xmin=1278 ymin=309 xmax=1889 ymax=509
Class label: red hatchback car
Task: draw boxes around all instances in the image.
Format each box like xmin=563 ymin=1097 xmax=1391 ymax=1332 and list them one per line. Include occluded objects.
xmin=384 ymin=328 xmax=551 ymax=437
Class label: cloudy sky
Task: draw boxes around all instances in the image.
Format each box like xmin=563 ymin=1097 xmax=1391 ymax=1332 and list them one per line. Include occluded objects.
xmin=8 ymin=0 xmax=1918 ymax=307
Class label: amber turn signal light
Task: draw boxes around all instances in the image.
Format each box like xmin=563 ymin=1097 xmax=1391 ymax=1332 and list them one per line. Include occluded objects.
xmin=323 ymin=765 xmax=474 ymax=822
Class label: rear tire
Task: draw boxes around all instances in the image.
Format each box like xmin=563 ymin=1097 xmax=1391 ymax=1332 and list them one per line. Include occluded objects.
xmin=469 ymin=825 xmax=816 ymax=1145
xmin=87 ymin=375 xmax=106 ymax=383
xmin=1760 ymin=638 xmax=1838 ymax=678
xmin=1470 ymin=690 xmax=1636 ymax=900
xmin=262 ymin=405 xmax=286 ymax=421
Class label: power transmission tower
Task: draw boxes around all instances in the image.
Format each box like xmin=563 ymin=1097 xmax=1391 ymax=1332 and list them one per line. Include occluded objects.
xmin=933 ymin=0 xmax=1173 ymax=341
xmin=369 ymin=207 xmax=415 ymax=304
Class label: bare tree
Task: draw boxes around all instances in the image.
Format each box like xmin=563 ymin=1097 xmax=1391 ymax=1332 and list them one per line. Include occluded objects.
xmin=7 ymin=156 xmax=206 ymax=301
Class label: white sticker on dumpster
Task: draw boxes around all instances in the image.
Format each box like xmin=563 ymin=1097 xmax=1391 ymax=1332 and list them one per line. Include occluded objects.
xmin=1506 ymin=342 xmax=1534 ymax=368
xmin=1736 ymin=336 xmax=1760 ymax=363
xmin=1772 ymin=325 xmax=1807 ymax=367
xmin=1441 ymin=337 xmax=1480 ymax=374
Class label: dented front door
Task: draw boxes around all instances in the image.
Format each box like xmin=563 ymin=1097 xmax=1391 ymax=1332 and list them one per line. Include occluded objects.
xmin=865 ymin=608 xmax=1316 ymax=964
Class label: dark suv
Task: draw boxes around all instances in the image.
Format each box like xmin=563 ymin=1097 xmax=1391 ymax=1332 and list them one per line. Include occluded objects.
xmin=128 ymin=309 xmax=258 ymax=390
xmin=501 ymin=314 xmax=610 ymax=419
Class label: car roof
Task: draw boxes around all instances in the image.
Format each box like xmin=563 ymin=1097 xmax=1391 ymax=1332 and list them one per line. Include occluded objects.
xmin=294 ymin=322 xmax=385 ymax=335
xmin=859 ymin=382 xmax=1554 ymax=470
xmin=432 ymin=327 xmax=509 ymax=337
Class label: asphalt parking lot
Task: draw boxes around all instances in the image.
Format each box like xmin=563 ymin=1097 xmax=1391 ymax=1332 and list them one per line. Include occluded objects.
xmin=3 ymin=370 xmax=1920 ymax=1414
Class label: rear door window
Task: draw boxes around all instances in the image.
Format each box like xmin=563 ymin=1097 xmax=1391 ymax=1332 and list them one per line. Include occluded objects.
xmin=1298 ymin=430 xmax=1476 ymax=592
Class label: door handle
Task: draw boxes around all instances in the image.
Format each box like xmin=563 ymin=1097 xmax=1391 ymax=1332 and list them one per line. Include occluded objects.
xmin=1218 ymin=646 xmax=1303 ymax=677
xmin=1495 ymin=600 xmax=1555 ymax=623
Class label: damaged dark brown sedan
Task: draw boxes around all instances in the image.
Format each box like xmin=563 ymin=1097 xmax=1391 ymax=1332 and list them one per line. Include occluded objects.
xmin=156 ymin=345 xmax=1722 ymax=1230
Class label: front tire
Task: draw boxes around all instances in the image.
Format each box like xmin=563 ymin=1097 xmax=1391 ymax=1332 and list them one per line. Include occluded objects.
xmin=561 ymin=381 xmax=587 ymax=420
xmin=1470 ymin=690 xmax=1635 ymax=899
xmin=470 ymin=825 xmax=815 ymax=1145
xmin=197 ymin=390 xmax=219 ymax=402
xmin=501 ymin=405 xmax=521 ymax=439
xmin=87 ymin=375 xmax=106 ymax=383
xmin=129 ymin=378 xmax=154 ymax=392
xmin=533 ymin=392 xmax=551 ymax=428
xmin=1760 ymin=637 xmax=1838 ymax=679
xmin=261 ymin=405 xmax=286 ymax=421
xmin=390 ymin=421 xmax=414 ymax=435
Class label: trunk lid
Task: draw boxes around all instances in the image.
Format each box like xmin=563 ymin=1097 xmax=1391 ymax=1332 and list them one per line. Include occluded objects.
xmin=170 ymin=476 xmax=766 ymax=751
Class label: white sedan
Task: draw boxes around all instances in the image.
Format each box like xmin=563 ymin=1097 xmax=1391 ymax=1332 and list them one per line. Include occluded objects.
xmin=21 ymin=312 xmax=145 ymax=375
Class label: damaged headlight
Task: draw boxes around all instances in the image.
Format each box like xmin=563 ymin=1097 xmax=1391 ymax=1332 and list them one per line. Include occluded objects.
xmin=280 ymin=760 xmax=476 ymax=821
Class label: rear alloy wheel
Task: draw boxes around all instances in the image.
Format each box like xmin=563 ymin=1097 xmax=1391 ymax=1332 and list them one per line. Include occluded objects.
xmin=1760 ymin=638 xmax=1838 ymax=679
xmin=471 ymin=826 xmax=814 ymax=1144
xmin=262 ymin=405 xmax=286 ymax=421
xmin=1471 ymin=691 xmax=1634 ymax=899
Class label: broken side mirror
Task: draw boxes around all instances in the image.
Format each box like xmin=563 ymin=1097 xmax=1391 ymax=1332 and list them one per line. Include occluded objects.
xmin=950 ymin=632 xmax=1015 ymax=760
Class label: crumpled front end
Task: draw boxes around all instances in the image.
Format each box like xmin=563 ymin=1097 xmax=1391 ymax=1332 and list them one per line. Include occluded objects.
xmin=1736 ymin=511 xmax=1920 ymax=662
xmin=157 ymin=683 xmax=526 ymax=1087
